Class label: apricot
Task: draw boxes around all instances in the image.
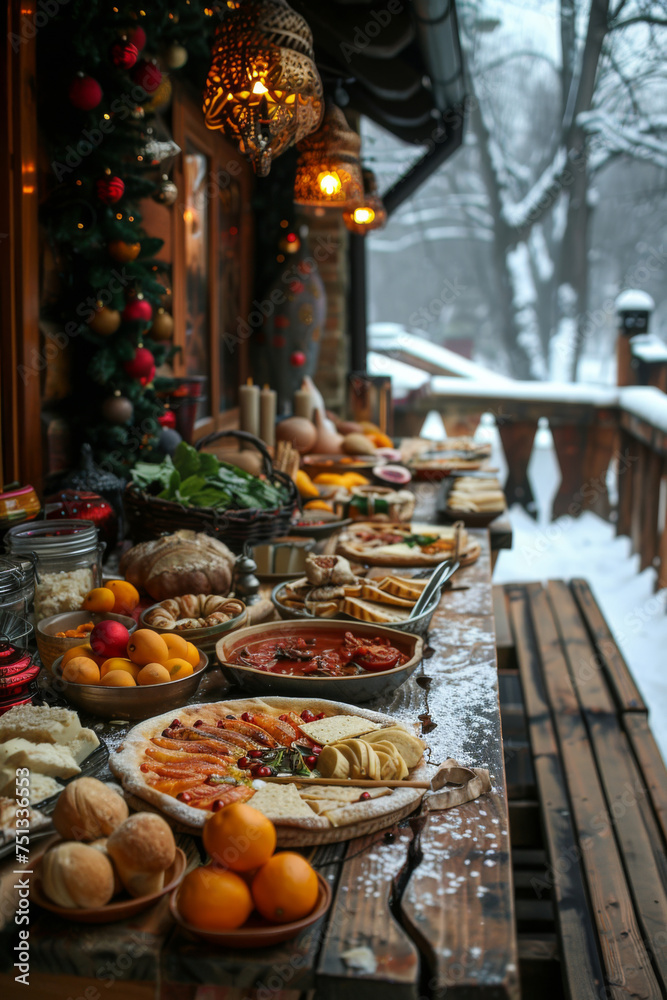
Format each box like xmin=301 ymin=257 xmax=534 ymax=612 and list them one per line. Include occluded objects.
xmin=100 ymin=657 xmax=139 ymax=680
xmin=162 ymin=632 xmax=188 ymax=659
xmin=62 ymin=643 xmax=96 ymax=668
xmin=81 ymin=587 xmax=115 ymax=613
xmin=126 ymin=629 xmax=169 ymax=666
xmin=136 ymin=662 xmax=171 ymax=685
xmin=100 ymin=670 xmax=136 ymax=687
xmin=62 ymin=657 xmax=100 ymax=685
xmin=105 ymin=579 xmax=140 ymax=615
xmin=165 ymin=657 xmax=193 ymax=681
xmin=183 ymin=642 xmax=200 ymax=668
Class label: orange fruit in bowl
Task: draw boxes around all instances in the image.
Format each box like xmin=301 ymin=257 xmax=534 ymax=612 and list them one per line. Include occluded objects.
xmin=105 ymin=579 xmax=140 ymax=615
xmin=100 ymin=670 xmax=136 ymax=687
xmin=178 ymin=865 xmax=253 ymax=931
xmin=81 ymin=587 xmax=115 ymax=613
xmin=203 ymin=802 xmax=276 ymax=872
xmin=61 ymin=643 xmax=96 ymax=667
xmin=100 ymin=657 xmax=139 ymax=679
xmin=183 ymin=642 xmax=200 ymax=668
xmin=137 ymin=662 xmax=171 ymax=685
xmin=62 ymin=657 xmax=100 ymax=685
xmin=127 ymin=629 xmax=169 ymax=666
xmin=251 ymin=852 xmax=318 ymax=924
xmin=165 ymin=657 xmax=193 ymax=681
xmin=162 ymin=633 xmax=188 ymax=659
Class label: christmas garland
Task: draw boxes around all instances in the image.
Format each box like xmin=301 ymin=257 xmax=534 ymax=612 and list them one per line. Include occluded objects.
xmin=37 ymin=0 xmax=216 ymax=477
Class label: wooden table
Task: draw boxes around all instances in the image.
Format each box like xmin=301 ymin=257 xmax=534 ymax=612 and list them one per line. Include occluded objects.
xmin=0 ymin=529 xmax=518 ymax=1000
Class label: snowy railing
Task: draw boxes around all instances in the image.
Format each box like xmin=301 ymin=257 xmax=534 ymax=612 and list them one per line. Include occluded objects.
xmin=398 ymin=379 xmax=667 ymax=586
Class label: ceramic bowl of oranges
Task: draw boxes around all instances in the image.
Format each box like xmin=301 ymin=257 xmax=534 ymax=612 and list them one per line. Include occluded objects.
xmin=50 ymin=624 xmax=209 ymax=721
xmin=171 ymin=803 xmax=331 ymax=947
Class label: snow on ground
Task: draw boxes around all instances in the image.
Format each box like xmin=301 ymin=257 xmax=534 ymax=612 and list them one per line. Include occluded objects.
xmin=484 ymin=426 xmax=667 ymax=762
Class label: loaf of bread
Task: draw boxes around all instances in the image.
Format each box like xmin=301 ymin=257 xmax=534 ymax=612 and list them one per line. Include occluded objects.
xmin=119 ymin=530 xmax=235 ymax=600
xmin=107 ymin=813 xmax=176 ymax=898
xmin=52 ymin=777 xmax=129 ymax=842
xmin=41 ymin=842 xmax=115 ymax=908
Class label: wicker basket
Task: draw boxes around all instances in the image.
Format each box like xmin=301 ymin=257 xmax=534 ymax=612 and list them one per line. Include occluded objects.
xmin=124 ymin=430 xmax=298 ymax=552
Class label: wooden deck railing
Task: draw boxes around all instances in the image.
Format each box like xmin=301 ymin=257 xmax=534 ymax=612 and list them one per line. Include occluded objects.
xmin=396 ymin=379 xmax=667 ymax=587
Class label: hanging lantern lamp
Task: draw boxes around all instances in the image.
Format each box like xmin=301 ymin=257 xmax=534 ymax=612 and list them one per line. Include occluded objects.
xmin=202 ymin=0 xmax=324 ymax=177
xmin=343 ymin=169 xmax=387 ymax=234
xmin=293 ymin=101 xmax=364 ymax=209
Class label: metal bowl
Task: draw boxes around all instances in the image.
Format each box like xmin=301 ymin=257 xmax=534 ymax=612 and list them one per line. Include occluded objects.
xmin=37 ymin=611 xmax=138 ymax=671
xmin=270 ymin=581 xmax=440 ymax=639
xmin=139 ymin=603 xmax=247 ymax=656
xmin=216 ymin=619 xmax=423 ymax=702
xmin=50 ymin=649 xmax=209 ymax=720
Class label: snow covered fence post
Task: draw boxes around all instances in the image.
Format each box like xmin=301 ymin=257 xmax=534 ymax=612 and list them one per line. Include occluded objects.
xmin=615 ymin=290 xmax=659 ymax=389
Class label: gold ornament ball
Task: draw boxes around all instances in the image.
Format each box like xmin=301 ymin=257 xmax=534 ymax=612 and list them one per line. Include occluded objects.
xmin=88 ymin=306 xmax=122 ymax=336
xmin=102 ymin=394 xmax=134 ymax=424
xmin=165 ymin=43 xmax=188 ymax=69
xmin=108 ymin=240 xmax=141 ymax=262
xmin=143 ymin=75 xmax=172 ymax=112
xmin=151 ymin=308 xmax=174 ymax=341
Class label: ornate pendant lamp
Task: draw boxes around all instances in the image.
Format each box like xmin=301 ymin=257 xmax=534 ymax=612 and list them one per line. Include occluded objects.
xmin=343 ymin=169 xmax=387 ymax=234
xmin=293 ymin=102 xmax=364 ymax=208
xmin=202 ymin=0 xmax=324 ymax=177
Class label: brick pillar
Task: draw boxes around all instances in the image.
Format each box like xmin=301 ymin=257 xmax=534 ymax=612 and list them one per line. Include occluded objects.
xmin=298 ymin=209 xmax=349 ymax=411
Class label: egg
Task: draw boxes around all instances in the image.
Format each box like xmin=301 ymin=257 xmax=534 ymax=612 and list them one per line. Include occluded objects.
xmin=275 ymin=417 xmax=317 ymax=454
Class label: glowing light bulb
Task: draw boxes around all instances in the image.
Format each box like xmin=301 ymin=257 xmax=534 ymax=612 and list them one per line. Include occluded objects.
xmin=252 ymin=80 xmax=268 ymax=95
xmin=353 ymin=206 xmax=375 ymax=225
xmin=318 ymin=171 xmax=341 ymax=197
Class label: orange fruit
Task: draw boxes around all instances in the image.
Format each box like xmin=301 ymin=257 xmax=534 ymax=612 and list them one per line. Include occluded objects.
xmin=136 ymin=662 xmax=170 ymax=685
xmin=62 ymin=643 xmax=95 ymax=667
xmin=178 ymin=865 xmax=253 ymax=931
xmin=162 ymin=633 xmax=188 ymax=659
xmin=100 ymin=657 xmax=139 ymax=679
xmin=100 ymin=670 xmax=136 ymax=687
xmin=81 ymin=587 xmax=115 ymax=613
xmin=203 ymin=803 xmax=276 ymax=872
xmin=183 ymin=642 xmax=200 ymax=667
xmin=165 ymin=657 xmax=193 ymax=681
xmin=62 ymin=657 xmax=100 ymax=685
xmin=251 ymin=852 xmax=318 ymax=924
xmin=127 ymin=629 xmax=169 ymax=666
xmin=105 ymin=579 xmax=140 ymax=615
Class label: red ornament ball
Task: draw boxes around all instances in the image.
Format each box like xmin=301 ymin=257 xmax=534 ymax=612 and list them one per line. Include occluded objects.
xmin=96 ymin=175 xmax=125 ymax=204
xmin=111 ymin=39 xmax=138 ymax=69
xmin=122 ymin=297 xmax=153 ymax=323
xmin=290 ymin=350 xmax=307 ymax=367
xmin=129 ymin=25 xmax=146 ymax=52
xmin=158 ymin=409 xmax=177 ymax=429
xmin=132 ymin=59 xmax=162 ymax=94
xmin=123 ymin=346 xmax=155 ymax=380
xmin=68 ymin=74 xmax=103 ymax=110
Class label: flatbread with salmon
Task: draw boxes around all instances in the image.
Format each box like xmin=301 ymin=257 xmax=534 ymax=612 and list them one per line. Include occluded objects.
xmin=335 ymin=522 xmax=479 ymax=567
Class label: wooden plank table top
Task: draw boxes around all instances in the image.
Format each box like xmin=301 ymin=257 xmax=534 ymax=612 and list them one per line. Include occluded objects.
xmin=0 ymin=517 xmax=517 ymax=1000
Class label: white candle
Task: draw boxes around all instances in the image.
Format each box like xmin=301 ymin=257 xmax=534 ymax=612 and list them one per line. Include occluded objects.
xmin=293 ymin=388 xmax=313 ymax=420
xmin=239 ymin=378 xmax=260 ymax=446
xmin=260 ymin=385 xmax=276 ymax=448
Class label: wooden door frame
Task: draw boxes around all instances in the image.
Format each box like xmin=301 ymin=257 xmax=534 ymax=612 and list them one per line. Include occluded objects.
xmin=0 ymin=1 xmax=42 ymax=492
xmin=172 ymin=84 xmax=253 ymax=441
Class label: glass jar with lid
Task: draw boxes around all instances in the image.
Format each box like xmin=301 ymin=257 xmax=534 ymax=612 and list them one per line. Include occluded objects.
xmin=0 ymin=555 xmax=35 ymax=617
xmin=5 ymin=520 xmax=104 ymax=621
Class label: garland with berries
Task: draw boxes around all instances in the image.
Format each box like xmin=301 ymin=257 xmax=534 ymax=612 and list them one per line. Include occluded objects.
xmin=37 ymin=1 xmax=217 ymax=477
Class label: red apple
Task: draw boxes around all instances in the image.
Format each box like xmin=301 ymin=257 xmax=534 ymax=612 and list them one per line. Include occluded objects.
xmin=90 ymin=620 xmax=131 ymax=660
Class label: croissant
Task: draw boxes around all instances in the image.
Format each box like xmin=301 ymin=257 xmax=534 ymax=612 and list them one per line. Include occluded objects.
xmin=144 ymin=595 xmax=246 ymax=631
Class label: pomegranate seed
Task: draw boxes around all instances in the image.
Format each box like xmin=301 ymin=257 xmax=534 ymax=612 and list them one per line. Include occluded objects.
xmin=359 ymin=792 xmax=371 ymax=801
xmin=211 ymin=799 xmax=226 ymax=811
xmin=301 ymin=710 xmax=315 ymax=722
xmin=248 ymin=749 xmax=263 ymax=759
xmin=254 ymin=765 xmax=272 ymax=778
xmin=316 ymin=712 xmax=326 ymax=720
xmin=311 ymin=744 xmax=323 ymax=755
xmin=216 ymin=720 xmax=225 ymax=728
xmin=161 ymin=729 xmax=173 ymax=737
xmin=140 ymin=763 xmax=149 ymax=772
xmin=241 ymin=712 xmax=253 ymax=723
xmin=178 ymin=792 xmax=192 ymax=803
xmin=305 ymin=755 xmax=317 ymax=768
xmin=171 ymin=719 xmax=182 ymax=728
xmin=193 ymin=720 xmax=204 ymax=728
xmin=237 ymin=756 xmax=250 ymax=768
xmin=279 ymin=714 xmax=290 ymax=722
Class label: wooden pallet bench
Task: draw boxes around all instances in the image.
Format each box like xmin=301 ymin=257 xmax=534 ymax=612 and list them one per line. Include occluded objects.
xmin=494 ymin=579 xmax=667 ymax=1000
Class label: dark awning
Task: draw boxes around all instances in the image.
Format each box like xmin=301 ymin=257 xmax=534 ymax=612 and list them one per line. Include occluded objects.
xmin=291 ymin=0 xmax=467 ymax=146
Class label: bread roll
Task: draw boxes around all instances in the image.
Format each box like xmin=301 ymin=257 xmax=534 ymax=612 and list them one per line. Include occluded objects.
xmin=52 ymin=777 xmax=129 ymax=842
xmin=41 ymin=842 xmax=115 ymax=908
xmin=107 ymin=813 xmax=176 ymax=898
xmin=89 ymin=838 xmax=123 ymax=896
